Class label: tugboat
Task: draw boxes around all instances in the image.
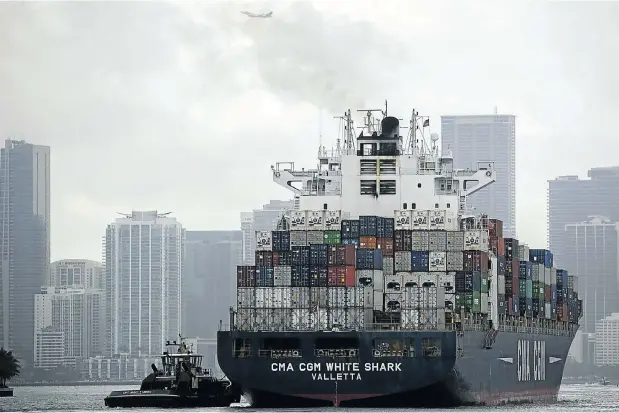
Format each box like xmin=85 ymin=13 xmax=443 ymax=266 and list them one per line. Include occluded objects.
xmin=104 ymin=335 xmax=241 ymax=408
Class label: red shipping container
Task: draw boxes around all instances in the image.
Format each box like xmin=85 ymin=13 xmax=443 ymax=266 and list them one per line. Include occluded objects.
xmin=497 ymin=237 xmax=505 ymax=256
xmin=343 ymin=266 xmax=356 ymax=287
xmin=463 ymin=251 xmax=489 ymax=272
xmin=342 ymin=245 xmax=356 ymax=266
xmin=545 ymin=286 xmax=551 ymax=302
xmin=272 ymin=252 xmax=281 ymax=266
xmin=489 ymin=219 xmax=504 ymax=239
xmin=508 ymin=297 xmax=514 ymax=316
xmin=327 ymin=266 xmax=355 ymax=287
xmin=360 ymin=236 xmax=377 ymax=249
xmin=512 ymin=276 xmax=519 ymax=297
xmin=511 ymin=260 xmax=520 ymax=277
xmin=327 ymin=267 xmax=340 ymax=286
xmin=377 ymin=237 xmax=394 ymax=257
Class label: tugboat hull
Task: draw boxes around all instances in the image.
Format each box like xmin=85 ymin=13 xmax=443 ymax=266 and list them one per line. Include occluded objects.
xmin=104 ymin=389 xmax=241 ymax=408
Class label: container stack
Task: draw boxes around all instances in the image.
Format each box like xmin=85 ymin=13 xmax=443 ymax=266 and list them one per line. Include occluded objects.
xmin=235 ymin=209 xmax=583 ymax=332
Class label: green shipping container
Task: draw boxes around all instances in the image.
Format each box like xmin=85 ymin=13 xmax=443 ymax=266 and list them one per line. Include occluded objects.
xmin=455 ymin=294 xmax=465 ymax=308
xmin=324 ymin=230 xmax=341 ymax=244
xmin=525 ymin=279 xmax=533 ymax=299
xmin=464 ymin=293 xmax=473 ymax=312
xmin=532 ymin=281 xmax=540 ymax=293
xmin=538 ymin=283 xmax=545 ymax=301
xmin=472 ymin=291 xmax=481 ymax=313
xmin=481 ymin=274 xmax=489 ymax=293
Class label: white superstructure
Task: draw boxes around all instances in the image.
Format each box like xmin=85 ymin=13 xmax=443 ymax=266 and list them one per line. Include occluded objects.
xmin=272 ymin=104 xmax=496 ymax=220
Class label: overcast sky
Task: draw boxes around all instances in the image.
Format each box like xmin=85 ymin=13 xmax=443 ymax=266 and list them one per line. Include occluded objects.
xmin=1 ymin=0 xmax=618 ymax=262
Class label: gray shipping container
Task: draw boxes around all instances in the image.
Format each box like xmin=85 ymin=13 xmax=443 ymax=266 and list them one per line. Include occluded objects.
xmin=411 ymin=231 xmax=429 ymax=250
xmin=310 ymin=287 xmax=328 ymax=307
xmin=446 ymin=251 xmax=464 ymax=271
xmin=446 ymin=231 xmax=465 ymax=251
xmin=274 ymin=266 xmax=292 ymax=286
xmin=383 ymin=257 xmax=394 ymax=276
xmin=307 ymin=230 xmax=324 ymax=245
xmin=290 ymin=287 xmax=310 ymax=308
xmin=395 ymin=251 xmax=412 ymax=272
xmin=290 ymin=231 xmax=308 ymax=247
xmin=532 ymin=264 xmax=541 ymax=282
xmin=428 ymin=232 xmax=447 ymax=252
xmin=356 ymin=269 xmax=374 ymax=287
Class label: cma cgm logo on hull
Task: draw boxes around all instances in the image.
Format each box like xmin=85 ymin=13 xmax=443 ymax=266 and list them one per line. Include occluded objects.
xmin=517 ymin=340 xmax=546 ymax=382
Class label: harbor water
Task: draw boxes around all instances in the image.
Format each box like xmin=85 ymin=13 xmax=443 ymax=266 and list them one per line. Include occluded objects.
xmin=0 ymin=384 xmax=615 ymax=412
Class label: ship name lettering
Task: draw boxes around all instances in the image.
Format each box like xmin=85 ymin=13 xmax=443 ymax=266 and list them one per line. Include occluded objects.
xmin=271 ymin=363 xmax=294 ymax=372
xmin=364 ymin=362 xmax=401 ymax=372
xmin=312 ymin=373 xmax=362 ymax=381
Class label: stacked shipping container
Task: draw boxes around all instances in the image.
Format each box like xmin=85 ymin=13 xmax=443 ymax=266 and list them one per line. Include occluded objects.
xmin=235 ymin=210 xmax=583 ymax=332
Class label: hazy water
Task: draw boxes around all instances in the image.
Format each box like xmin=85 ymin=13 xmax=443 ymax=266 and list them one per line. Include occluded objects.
xmin=0 ymin=384 xmax=616 ymax=412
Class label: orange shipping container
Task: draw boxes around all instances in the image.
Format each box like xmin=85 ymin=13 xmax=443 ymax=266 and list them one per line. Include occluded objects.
xmin=377 ymin=237 xmax=394 ymax=257
xmin=360 ymin=236 xmax=377 ymax=249
xmin=327 ymin=266 xmax=355 ymax=287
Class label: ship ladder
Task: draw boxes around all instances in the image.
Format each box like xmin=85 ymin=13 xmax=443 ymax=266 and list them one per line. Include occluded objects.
xmin=483 ymin=329 xmax=499 ymax=349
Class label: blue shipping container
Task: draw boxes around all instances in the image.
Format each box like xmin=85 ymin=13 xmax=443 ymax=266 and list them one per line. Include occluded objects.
xmin=551 ymin=284 xmax=557 ymax=301
xmin=309 ymin=244 xmax=328 ymax=266
xmin=342 ymin=238 xmax=360 ymax=246
xmin=256 ymin=266 xmax=275 ymax=287
xmin=291 ymin=246 xmax=310 ymax=266
xmin=377 ymin=217 xmax=395 ymax=238
xmin=356 ymin=248 xmax=383 ymax=270
xmin=513 ymin=298 xmax=520 ymax=315
xmin=556 ymin=269 xmax=569 ymax=286
xmin=359 ymin=216 xmax=378 ymax=237
xmin=341 ymin=220 xmax=360 ymax=239
xmin=529 ymin=249 xmax=553 ymax=268
xmin=411 ymin=250 xmax=429 ymax=272
xmin=472 ymin=271 xmax=482 ymax=291
xmin=291 ymin=265 xmax=310 ymax=287
xmin=519 ymin=261 xmax=532 ymax=280
xmin=272 ymin=230 xmax=291 ymax=252
xmin=309 ymin=265 xmax=328 ymax=287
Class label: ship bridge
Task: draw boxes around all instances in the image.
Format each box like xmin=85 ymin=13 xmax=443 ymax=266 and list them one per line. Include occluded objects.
xmin=271 ymin=106 xmax=496 ymax=218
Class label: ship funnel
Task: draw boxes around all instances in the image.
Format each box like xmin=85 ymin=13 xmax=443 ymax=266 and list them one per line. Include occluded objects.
xmin=381 ymin=116 xmax=400 ymax=138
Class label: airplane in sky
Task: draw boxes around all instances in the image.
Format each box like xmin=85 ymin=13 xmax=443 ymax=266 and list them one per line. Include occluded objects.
xmin=240 ymin=11 xmax=273 ymax=18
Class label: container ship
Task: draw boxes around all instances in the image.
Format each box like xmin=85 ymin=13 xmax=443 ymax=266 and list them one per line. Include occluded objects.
xmin=217 ymin=104 xmax=582 ymax=407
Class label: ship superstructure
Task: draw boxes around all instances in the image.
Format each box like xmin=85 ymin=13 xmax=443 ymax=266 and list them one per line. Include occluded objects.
xmin=217 ymin=103 xmax=582 ymax=407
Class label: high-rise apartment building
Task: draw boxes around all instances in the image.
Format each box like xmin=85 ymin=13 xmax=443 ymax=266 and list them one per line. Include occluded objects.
xmin=49 ymin=259 xmax=104 ymax=289
xmin=0 ymin=139 xmax=50 ymax=366
xmin=104 ymin=211 xmax=184 ymax=357
xmin=34 ymin=286 xmax=105 ymax=368
xmin=241 ymin=199 xmax=295 ymax=264
xmin=564 ymin=217 xmax=619 ymax=334
xmin=595 ymin=313 xmax=619 ymax=366
xmin=441 ymin=115 xmax=516 ymax=238
xmin=183 ymin=231 xmax=242 ymax=338
xmin=548 ymin=167 xmax=619 ymax=268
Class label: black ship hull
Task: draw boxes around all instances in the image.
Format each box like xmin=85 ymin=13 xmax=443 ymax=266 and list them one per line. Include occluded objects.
xmin=217 ymin=328 xmax=574 ymax=407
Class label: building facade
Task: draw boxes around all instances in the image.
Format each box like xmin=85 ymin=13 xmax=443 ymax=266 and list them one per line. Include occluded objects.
xmin=595 ymin=313 xmax=619 ymax=366
xmin=49 ymin=259 xmax=104 ymax=289
xmin=240 ymin=199 xmax=294 ymax=264
xmin=441 ymin=115 xmax=516 ymax=238
xmin=564 ymin=217 xmax=619 ymax=334
xmin=34 ymin=286 xmax=105 ymax=368
xmin=104 ymin=211 xmax=184 ymax=357
xmin=0 ymin=139 xmax=51 ymax=366
xmin=183 ymin=231 xmax=242 ymax=337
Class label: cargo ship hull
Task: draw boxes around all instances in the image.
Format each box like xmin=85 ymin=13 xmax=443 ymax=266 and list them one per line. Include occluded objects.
xmin=217 ymin=328 xmax=574 ymax=407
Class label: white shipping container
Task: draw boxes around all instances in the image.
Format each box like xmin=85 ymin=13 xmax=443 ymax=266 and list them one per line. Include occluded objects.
xmin=464 ymin=230 xmax=489 ymax=252
xmin=309 ymin=308 xmax=328 ymax=330
xmin=545 ymin=303 xmax=551 ymax=320
xmin=446 ymin=251 xmax=464 ymax=271
xmin=274 ymin=266 xmax=292 ymax=287
xmin=519 ymin=244 xmax=530 ymax=262
xmin=291 ymin=309 xmax=310 ymax=330
xmin=444 ymin=211 xmax=459 ymax=231
xmin=236 ymin=308 xmax=254 ymax=330
xmin=363 ymin=286 xmax=374 ymax=309
xmin=544 ymin=267 xmax=551 ymax=285
xmin=394 ymin=210 xmax=412 ymax=230
xmin=383 ymin=257 xmax=394 ymax=276
xmin=290 ymin=210 xmax=308 ymax=230
xmin=255 ymin=288 xmax=274 ymax=308
xmin=403 ymin=286 xmax=420 ymax=310
xmin=394 ymin=251 xmax=412 ymax=272
xmin=356 ymin=269 xmax=374 ymax=287
xmin=373 ymin=291 xmax=384 ymax=311
xmin=411 ymin=231 xmax=429 ymax=250
xmin=428 ymin=251 xmax=447 ymax=272
xmin=401 ymin=309 xmax=420 ymax=330
xmin=384 ymin=292 xmax=402 ymax=312
xmin=428 ymin=210 xmax=447 ymax=230
xmin=481 ymin=292 xmax=489 ymax=314
xmin=428 ymin=231 xmax=447 ymax=251
xmin=307 ymin=211 xmax=325 ymax=230
xmin=418 ymin=309 xmax=446 ymax=331
xmin=328 ymin=287 xmax=347 ymax=307
xmin=419 ymin=286 xmax=443 ymax=309
xmin=498 ymin=275 xmax=506 ymax=295
xmin=411 ymin=210 xmax=429 ymax=230
xmin=438 ymin=273 xmax=455 ymax=291
xmin=328 ymin=308 xmax=347 ymax=328
xmin=346 ymin=287 xmax=365 ymax=307
xmin=272 ymin=309 xmax=293 ymax=330
xmin=401 ymin=272 xmax=419 ymax=288
xmin=550 ymin=267 xmax=557 ymax=285
xmin=291 ymin=287 xmax=311 ymax=308
xmin=324 ymin=210 xmax=342 ymax=231
xmin=311 ymin=287 xmax=328 ymax=308
xmin=446 ymin=231 xmax=465 ymax=251
xmin=290 ymin=231 xmax=308 ymax=247
xmin=255 ymin=231 xmax=272 ymax=251
xmin=418 ymin=273 xmax=439 ymax=287
xmin=306 ymin=231 xmax=324 ymax=245
xmin=373 ymin=271 xmax=385 ymax=291
xmin=384 ymin=274 xmax=403 ymax=292
xmin=255 ymin=309 xmax=273 ymax=330
xmin=272 ymin=287 xmax=292 ymax=308
xmin=237 ymin=288 xmax=256 ymax=308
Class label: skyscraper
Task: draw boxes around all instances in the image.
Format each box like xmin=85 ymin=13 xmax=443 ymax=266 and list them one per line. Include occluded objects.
xmin=548 ymin=167 xmax=619 ymax=268
xmin=0 ymin=139 xmax=50 ymax=366
xmin=183 ymin=231 xmax=242 ymax=338
xmin=441 ymin=115 xmax=516 ymax=237
xmin=104 ymin=211 xmax=184 ymax=357
xmin=241 ymin=199 xmax=294 ymax=264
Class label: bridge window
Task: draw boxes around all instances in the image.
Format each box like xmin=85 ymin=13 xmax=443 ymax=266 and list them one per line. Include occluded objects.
xmin=422 ymin=337 xmax=441 ymax=358
xmin=259 ymin=338 xmax=302 ymax=358
xmin=314 ymin=337 xmax=359 ymax=358
xmin=447 ymin=203 xmax=451 ymax=208
xmin=360 ymin=180 xmax=377 ymax=195
xmin=417 ymin=183 xmax=422 ymax=188
xmin=434 ymin=203 xmax=439 ymax=208
xmin=403 ymin=203 xmax=407 ymax=209
xmin=233 ymin=338 xmax=252 ymax=358
xmin=379 ymin=180 xmax=396 ymax=195
xmin=411 ymin=203 xmax=416 ymax=209
xmin=372 ymin=338 xmax=415 ymax=357
xmin=379 ymin=159 xmax=396 ymax=175
xmin=360 ymin=160 xmax=377 ymax=175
